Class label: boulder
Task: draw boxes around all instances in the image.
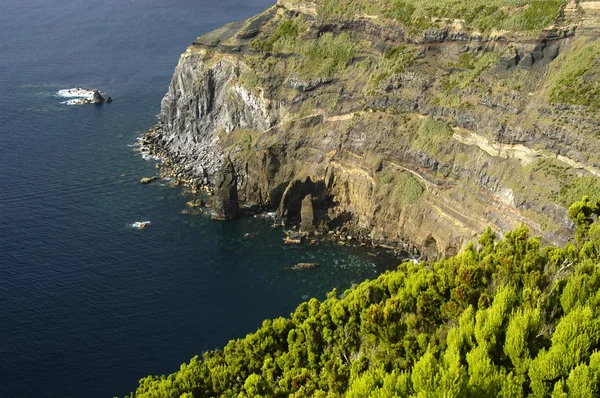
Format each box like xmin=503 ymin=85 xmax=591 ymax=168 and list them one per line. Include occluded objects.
xmin=284 ymin=231 xmax=303 ymax=244
xmin=186 ymin=198 xmax=205 ymax=208
xmin=300 ymin=194 xmax=315 ymax=234
xmin=92 ymin=90 xmax=105 ymax=103
xmin=210 ymin=157 xmax=241 ymax=220
xmin=140 ymin=176 xmax=158 ymax=184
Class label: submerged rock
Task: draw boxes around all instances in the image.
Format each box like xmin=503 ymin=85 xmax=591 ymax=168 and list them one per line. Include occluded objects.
xmin=284 ymin=231 xmax=303 ymax=244
xmin=297 ymin=262 xmax=318 ymax=269
xmin=284 ymin=236 xmax=303 ymax=245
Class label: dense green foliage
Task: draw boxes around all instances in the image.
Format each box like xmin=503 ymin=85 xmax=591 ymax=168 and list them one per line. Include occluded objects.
xmin=127 ymin=197 xmax=600 ymax=397
xmin=317 ymin=0 xmax=566 ymax=33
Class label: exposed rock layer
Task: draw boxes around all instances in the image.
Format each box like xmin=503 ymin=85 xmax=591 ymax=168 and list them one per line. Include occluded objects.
xmin=145 ymin=0 xmax=600 ymax=258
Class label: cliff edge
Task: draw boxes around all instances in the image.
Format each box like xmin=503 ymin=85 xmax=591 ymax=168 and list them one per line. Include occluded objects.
xmin=145 ymin=0 xmax=600 ymax=258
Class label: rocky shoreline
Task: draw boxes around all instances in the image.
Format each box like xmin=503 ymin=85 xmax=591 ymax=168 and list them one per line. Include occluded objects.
xmin=138 ymin=125 xmax=419 ymax=258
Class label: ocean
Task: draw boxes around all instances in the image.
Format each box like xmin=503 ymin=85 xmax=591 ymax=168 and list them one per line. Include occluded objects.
xmin=0 ymin=1 xmax=401 ymax=396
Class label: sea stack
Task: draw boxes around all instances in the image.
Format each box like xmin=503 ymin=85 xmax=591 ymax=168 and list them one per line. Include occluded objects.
xmin=300 ymin=194 xmax=315 ymax=234
xmin=210 ymin=157 xmax=241 ymax=221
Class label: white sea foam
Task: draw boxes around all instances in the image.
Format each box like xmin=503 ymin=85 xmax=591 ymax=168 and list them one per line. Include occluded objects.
xmin=141 ymin=152 xmax=161 ymax=161
xmin=254 ymin=211 xmax=277 ymax=219
xmin=131 ymin=221 xmax=151 ymax=229
xmin=57 ymin=87 xmax=99 ymax=105
xmin=57 ymin=87 xmax=96 ymax=99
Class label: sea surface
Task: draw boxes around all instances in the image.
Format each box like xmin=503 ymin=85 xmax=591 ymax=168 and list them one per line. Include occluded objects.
xmin=0 ymin=1 xmax=402 ymax=397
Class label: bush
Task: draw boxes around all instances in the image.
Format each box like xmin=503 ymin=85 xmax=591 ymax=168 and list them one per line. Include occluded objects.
xmin=414 ymin=117 xmax=454 ymax=152
xmin=126 ymin=200 xmax=600 ymax=397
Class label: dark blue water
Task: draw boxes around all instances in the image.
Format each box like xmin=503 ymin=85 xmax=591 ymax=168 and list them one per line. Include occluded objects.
xmin=0 ymin=1 xmax=400 ymax=397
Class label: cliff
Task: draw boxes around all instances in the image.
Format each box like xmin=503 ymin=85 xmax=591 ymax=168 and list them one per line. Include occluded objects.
xmin=145 ymin=0 xmax=600 ymax=259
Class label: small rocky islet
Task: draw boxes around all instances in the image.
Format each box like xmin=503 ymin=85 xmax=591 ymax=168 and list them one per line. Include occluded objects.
xmin=58 ymin=87 xmax=112 ymax=105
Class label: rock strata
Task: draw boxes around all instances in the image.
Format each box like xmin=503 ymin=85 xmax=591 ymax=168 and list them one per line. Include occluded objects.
xmin=141 ymin=0 xmax=600 ymax=257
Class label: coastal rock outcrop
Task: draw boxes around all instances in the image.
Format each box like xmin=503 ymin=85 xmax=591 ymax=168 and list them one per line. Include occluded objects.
xmin=210 ymin=157 xmax=241 ymax=221
xmin=92 ymin=90 xmax=105 ymax=104
xmin=146 ymin=0 xmax=600 ymax=256
xmin=300 ymin=194 xmax=315 ymax=234
xmin=140 ymin=176 xmax=158 ymax=184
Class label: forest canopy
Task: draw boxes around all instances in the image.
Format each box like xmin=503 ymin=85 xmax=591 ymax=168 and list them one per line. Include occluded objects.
xmin=127 ymin=196 xmax=600 ymax=397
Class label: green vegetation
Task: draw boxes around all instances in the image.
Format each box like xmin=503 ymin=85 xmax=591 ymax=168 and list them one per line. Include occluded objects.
xmin=370 ymin=46 xmax=416 ymax=89
xmin=251 ymin=17 xmax=355 ymax=79
xmin=127 ymin=196 xmax=600 ymax=397
xmin=239 ymin=69 xmax=259 ymax=91
xmin=550 ymin=40 xmax=600 ymax=108
xmin=251 ymin=20 xmax=301 ymax=53
xmin=414 ymin=117 xmax=454 ymax=153
xmin=290 ymin=32 xmax=356 ymax=78
xmin=224 ymin=129 xmax=261 ymax=161
xmin=376 ymin=170 xmax=425 ymax=205
xmin=317 ymin=0 xmax=566 ymax=33
xmin=445 ymin=51 xmax=500 ymax=91
xmin=560 ymin=176 xmax=600 ymax=208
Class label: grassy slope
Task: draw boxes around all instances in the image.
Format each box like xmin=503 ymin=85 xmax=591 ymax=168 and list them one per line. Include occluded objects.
xmin=317 ymin=0 xmax=566 ymax=34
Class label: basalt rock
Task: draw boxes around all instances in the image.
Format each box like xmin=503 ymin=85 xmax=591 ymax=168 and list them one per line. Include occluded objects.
xmin=145 ymin=0 xmax=600 ymax=257
xmin=210 ymin=158 xmax=241 ymax=221
xmin=300 ymin=194 xmax=315 ymax=234
xmin=92 ymin=90 xmax=105 ymax=104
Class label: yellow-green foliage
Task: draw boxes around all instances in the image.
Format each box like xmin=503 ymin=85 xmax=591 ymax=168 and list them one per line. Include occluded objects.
xmin=274 ymin=31 xmax=356 ymax=78
xmin=377 ymin=170 xmax=424 ymax=205
xmin=252 ymin=17 xmax=355 ymax=78
xmin=370 ymin=46 xmax=416 ymax=89
xmin=317 ymin=0 xmax=565 ymax=33
xmin=126 ymin=201 xmax=600 ymax=397
xmin=224 ymin=129 xmax=261 ymax=161
xmin=560 ymin=176 xmax=600 ymax=208
xmin=239 ymin=69 xmax=259 ymax=90
xmin=414 ymin=117 xmax=454 ymax=152
xmin=251 ymin=20 xmax=301 ymax=52
xmin=445 ymin=51 xmax=500 ymax=90
xmin=550 ymin=40 xmax=600 ymax=108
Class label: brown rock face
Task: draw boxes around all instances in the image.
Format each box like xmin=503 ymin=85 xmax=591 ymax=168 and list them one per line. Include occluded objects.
xmin=300 ymin=194 xmax=315 ymax=234
xmin=147 ymin=1 xmax=600 ymax=257
xmin=211 ymin=158 xmax=241 ymax=220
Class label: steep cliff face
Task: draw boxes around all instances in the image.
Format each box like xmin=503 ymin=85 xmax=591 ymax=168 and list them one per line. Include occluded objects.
xmin=158 ymin=50 xmax=274 ymax=185
xmin=147 ymin=0 xmax=600 ymax=258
